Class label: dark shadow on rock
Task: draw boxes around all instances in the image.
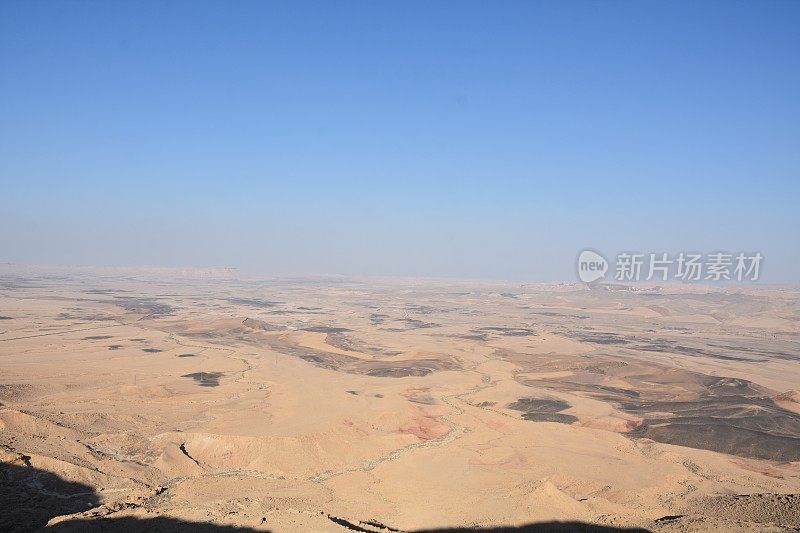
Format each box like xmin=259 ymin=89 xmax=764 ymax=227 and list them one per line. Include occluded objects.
xmin=327 ymin=515 xmax=650 ymax=533
xmin=3 ymin=462 xmax=650 ymax=533
xmin=45 ymin=516 xmax=265 ymax=532
xmin=412 ymin=524 xmax=651 ymax=532
xmin=1 ymin=462 xmax=266 ymax=532
xmin=50 ymin=518 xmax=649 ymax=532
xmin=0 ymin=462 xmax=100 ymax=532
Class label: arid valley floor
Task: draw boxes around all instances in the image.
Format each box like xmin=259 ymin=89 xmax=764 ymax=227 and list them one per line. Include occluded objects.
xmin=1 ymin=270 xmax=799 ymax=532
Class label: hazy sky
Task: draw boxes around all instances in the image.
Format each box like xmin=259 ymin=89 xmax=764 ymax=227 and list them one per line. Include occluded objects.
xmin=1 ymin=1 xmax=798 ymax=282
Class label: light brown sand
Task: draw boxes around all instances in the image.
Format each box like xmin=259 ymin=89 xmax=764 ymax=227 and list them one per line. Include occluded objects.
xmin=1 ymin=271 xmax=798 ymax=532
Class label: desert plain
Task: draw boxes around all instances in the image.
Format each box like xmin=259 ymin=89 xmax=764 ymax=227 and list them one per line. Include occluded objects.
xmin=1 ymin=269 xmax=799 ymax=532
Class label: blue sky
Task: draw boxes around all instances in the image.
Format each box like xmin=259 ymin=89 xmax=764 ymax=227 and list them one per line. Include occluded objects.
xmin=1 ymin=1 xmax=798 ymax=281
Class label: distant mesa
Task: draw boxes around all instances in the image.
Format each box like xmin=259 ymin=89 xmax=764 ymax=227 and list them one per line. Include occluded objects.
xmin=181 ymin=371 xmax=224 ymax=387
xmin=241 ymin=317 xmax=283 ymax=332
xmin=508 ymin=398 xmax=578 ymax=424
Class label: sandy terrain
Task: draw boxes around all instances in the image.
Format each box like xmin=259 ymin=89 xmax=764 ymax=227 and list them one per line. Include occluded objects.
xmin=1 ymin=271 xmax=799 ymax=532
